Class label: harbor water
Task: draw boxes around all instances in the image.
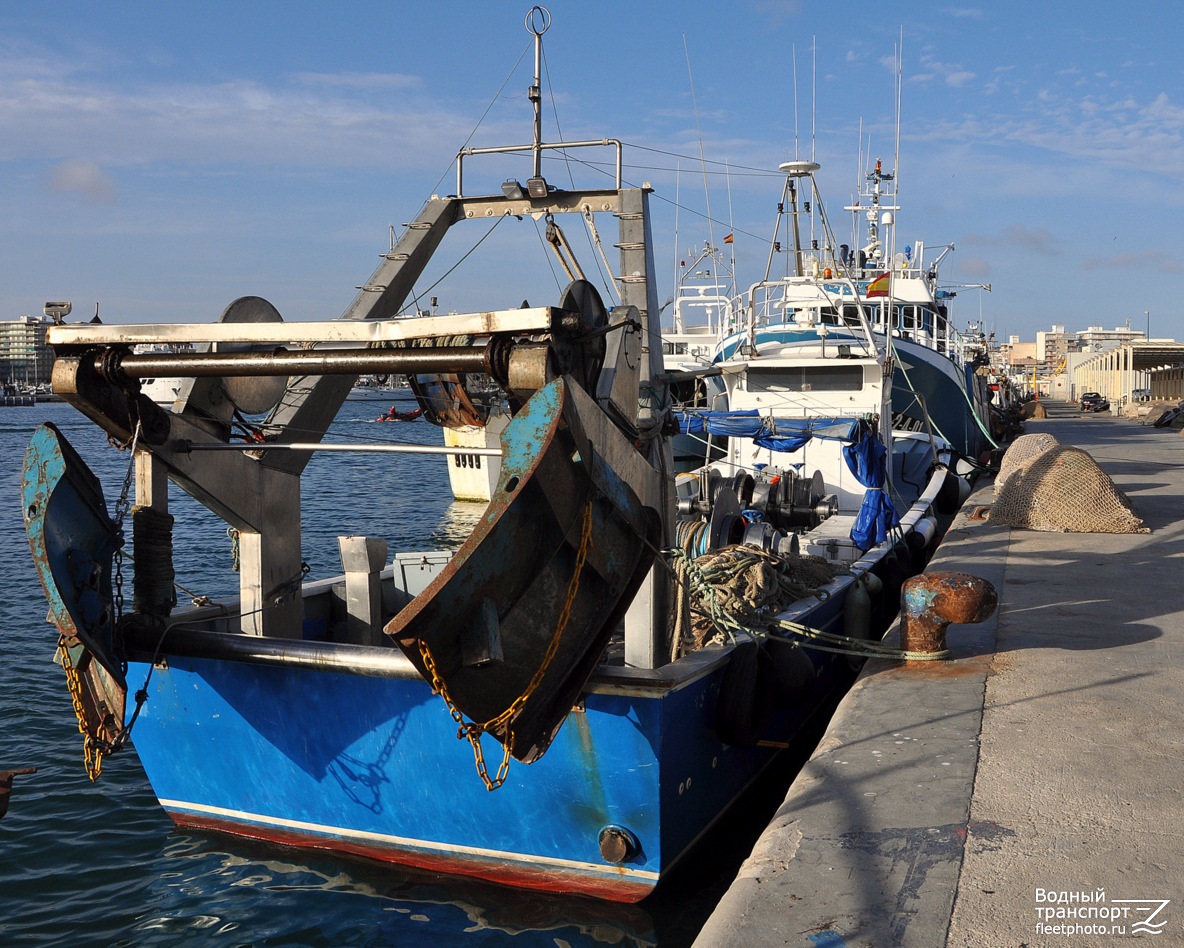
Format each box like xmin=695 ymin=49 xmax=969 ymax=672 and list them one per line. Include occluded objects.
xmin=0 ymin=400 xmax=819 ymax=947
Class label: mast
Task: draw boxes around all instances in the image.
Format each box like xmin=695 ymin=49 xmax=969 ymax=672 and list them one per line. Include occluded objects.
xmin=528 ymin=6 xmax=547 ymax=179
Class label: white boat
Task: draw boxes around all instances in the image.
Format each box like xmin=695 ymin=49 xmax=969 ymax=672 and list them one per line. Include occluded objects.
xmin=135 ymin=345 xmax=193 ymax=407
xmin=441 ymin=407 xmax=508 ymax=502
xmin=139 ymin=375 xmax=184 ymax=407
xmin=707 ymin=157 xmax=997 ymax=471
xmin=347 ymin=375 xmax=406 ymax=400
xmin=672 ymin=252 xmax=947 ymax=572
xmin=662 ymin=241 xmax=731 ymax=470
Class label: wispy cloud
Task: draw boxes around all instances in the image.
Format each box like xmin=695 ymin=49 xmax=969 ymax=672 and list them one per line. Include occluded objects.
xmin=1083 ymin=250 xmax=1184 ymax=273
xmin=752 ymin=0 xmax=804 ymax=26
xmin=916 ymin=85 xmax=1184 ymax=184
xmin=0 ymin=62 xmax=471 ymax=174
xmin=910 ymin=54 xmax=976 ymax=88
xmin=45 ymin=159 xmax=116 ymax=204
xmin=288 ymin=71 xmax=423 ymax=91
xmin=963 ymin=224 xmax=1061 ymax=255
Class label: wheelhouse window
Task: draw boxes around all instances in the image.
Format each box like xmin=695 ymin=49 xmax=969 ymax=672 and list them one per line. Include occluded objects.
xmin=747 ymin=365 xmax=864 ymax=393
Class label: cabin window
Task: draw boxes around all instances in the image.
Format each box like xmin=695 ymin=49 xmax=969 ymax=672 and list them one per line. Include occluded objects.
xmin=747 ymin=365 xmax=863 ymax=393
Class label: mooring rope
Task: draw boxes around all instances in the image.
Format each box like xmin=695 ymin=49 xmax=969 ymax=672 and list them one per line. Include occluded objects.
xmin=670 ymin=543 xmax=949 ymax=662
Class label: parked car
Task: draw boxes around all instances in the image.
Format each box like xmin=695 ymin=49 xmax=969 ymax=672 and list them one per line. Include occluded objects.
xmin=1080 ymin=392 xmax=1109 ymax=412
xmin=1132 ymin=388 xmax=1151 ymax=400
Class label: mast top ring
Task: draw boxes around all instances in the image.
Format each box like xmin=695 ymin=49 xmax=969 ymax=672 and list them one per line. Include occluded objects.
xmin=526 ymin=6 xmax=550 ymax=37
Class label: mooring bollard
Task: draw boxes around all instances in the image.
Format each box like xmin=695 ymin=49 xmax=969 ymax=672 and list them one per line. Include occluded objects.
xmin=900 ymin=572 xmax=997 ymax=656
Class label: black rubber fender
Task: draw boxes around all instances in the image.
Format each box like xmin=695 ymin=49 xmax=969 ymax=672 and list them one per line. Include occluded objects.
xmin=715 ymin=638 xmax=775 ymax=747
xmin=765 ymin=638 xmax=816 ymax=708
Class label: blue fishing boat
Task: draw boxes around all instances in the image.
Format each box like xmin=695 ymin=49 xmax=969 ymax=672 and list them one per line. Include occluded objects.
xmin=20 ymin=8 xmax=966 ymax=902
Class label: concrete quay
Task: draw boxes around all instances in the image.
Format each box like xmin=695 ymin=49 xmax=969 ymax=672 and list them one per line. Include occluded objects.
xmin=695 ymin=403 xmax=1184 ymax=947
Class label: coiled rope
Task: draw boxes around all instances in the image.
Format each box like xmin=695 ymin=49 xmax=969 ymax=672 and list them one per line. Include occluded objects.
xmin=671 ymin=543 xmax=951 ymax=662
xmin=669 ymin=544 xmax=837 ymax=657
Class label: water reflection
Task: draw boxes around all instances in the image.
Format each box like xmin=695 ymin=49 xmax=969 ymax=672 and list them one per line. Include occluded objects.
xmin=132 ymin=833 xmax=659 ymax=946
xmin=431 ymin=501 xmax=488 ymax=549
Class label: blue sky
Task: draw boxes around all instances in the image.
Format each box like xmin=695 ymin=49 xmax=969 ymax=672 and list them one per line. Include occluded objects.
xmin=0 ymin=1 xmax=1178 ymax=341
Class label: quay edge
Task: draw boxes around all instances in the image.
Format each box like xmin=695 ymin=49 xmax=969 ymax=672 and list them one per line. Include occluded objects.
xmin=695 ymin=401 xmax=1184 ymax=946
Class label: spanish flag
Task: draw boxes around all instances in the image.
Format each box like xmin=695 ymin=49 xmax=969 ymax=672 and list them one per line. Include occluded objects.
xmin=866 ymin=272 xmax=890 ymax=298
xmin=723 ymin=233 xmax=734 ymax=244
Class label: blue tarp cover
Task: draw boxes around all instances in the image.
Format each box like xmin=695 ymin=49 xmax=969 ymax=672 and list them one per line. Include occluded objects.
xmin=673 ymin=410 xmax=861 ymax=452
xmin=844 ymin=431 xmax=901 ymax=549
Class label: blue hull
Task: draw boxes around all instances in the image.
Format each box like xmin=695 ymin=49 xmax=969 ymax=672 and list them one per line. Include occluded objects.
xmin=125 ymin=629 xmax=845 ymax=902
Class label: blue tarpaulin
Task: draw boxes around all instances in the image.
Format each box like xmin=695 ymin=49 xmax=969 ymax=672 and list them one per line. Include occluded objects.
xmin=843 ymin=428 xmax=901 ymax=549
xmin=673 ymin=410 xmax=861 ymax=452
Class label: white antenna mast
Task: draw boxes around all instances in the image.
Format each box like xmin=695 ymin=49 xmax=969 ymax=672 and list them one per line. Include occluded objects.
xmin=792 ymin=44 xmax=800 ymax=159
xmin=683 ymin=34 xmax=717 ymax=286
xmin=890 ymin=31 xmax=903 ymax=278
xmin=811 ymin=35 xmax=817 ymax=163
xmin=725 ymin=159 xmax=736 ymax=293
xmin=854 ymin=118 xmax=864 ymax=253
xmin=810 ymin=36 xmax=818 ymax=248
xmin=672 ymin=160 xmax=681 ymax=323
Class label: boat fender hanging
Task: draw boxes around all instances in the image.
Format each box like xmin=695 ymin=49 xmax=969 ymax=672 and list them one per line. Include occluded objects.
xmin=843 ymin=573 xmax=873 ymax=669
xmin=859 ymin=572 xmax=885 ymax=634
xmin=906 ymin=515 xmax=939 ymax=570
xmin=715 ymin=637 xmax=775 ymax=748
xmin=935 ymin=469 xmax=972 ymax=515
xmin=765 ymin=639 xmax=816 ymax=709
xmin=880 ymin=547 xmax=909 ymax=622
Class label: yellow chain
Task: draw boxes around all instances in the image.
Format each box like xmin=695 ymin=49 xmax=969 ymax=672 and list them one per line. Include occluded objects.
xmin=418 ymin=499 xmax=596 ymax=791
xmin=57 ymin=639 xmax=104 ymax=782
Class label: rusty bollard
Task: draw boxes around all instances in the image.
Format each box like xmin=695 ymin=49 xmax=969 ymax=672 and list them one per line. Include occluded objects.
xmin=0 ymin=767 xmax=37 ymax=820
xmin=900 ymin=572 xmax=997 ymax=656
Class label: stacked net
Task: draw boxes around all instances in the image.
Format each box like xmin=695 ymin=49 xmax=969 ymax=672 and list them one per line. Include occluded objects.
xmin=992 ymin=444 xmax=1147 ymax=533
xmin=995 ymin=432 xmax=1060 ymax=495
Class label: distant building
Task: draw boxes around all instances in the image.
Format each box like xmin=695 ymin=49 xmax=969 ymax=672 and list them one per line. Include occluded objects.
xmin=999 ymin=335 xmax=1037 ymax=367
xmin=1075 ymin=324 xmax=1147 ymax=354
xmin=1035 ymin=324 xmax=1073 ymax=370
xmin=0 ymin=315 xmax=54 ymax=389
xmin=1034 ymin=323 xmax=1147 ymax=373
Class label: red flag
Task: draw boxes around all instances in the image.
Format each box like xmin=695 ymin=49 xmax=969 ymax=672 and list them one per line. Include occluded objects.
xmin=866 ymin=272 xmax=890 ymax=298
xmin=723 ymin=233 xmax=734 ymax=244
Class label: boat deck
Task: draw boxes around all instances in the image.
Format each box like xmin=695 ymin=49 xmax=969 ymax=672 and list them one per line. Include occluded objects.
xmin=695 ymin=400 xmax=1183 ymax=945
